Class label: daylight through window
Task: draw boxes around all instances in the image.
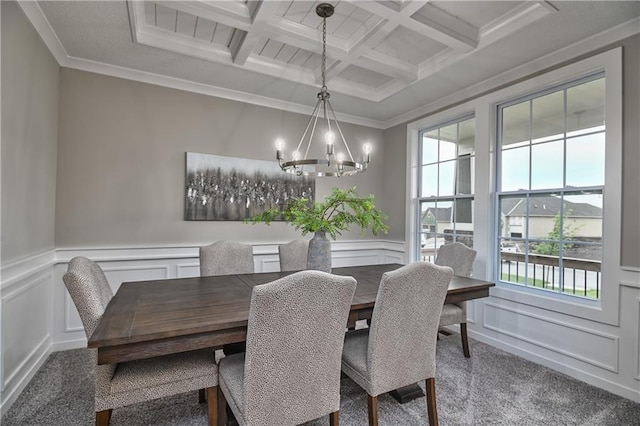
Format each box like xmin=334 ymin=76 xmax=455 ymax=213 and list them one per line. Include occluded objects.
xmin=497 ymin=74 xmax=605 ymax=300
xmin=418 ymin=116 xmax=475 ymax=262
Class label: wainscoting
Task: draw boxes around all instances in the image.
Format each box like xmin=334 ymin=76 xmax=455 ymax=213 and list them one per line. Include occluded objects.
xmin=0 ymin=240 xmax=404 ymax=414
xmin=1 ymin=242 xmax=638 ymax=416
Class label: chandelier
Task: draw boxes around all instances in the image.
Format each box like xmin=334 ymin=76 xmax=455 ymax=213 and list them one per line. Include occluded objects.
xmin=276 ymin=3 xmax=371 ymax=177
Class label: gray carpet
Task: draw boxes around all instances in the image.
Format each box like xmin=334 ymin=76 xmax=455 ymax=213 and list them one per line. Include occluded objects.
xmin=2 ymin=335 xmax=639 ymax=425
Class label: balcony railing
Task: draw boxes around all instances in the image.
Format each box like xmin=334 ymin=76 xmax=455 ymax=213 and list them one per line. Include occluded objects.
xmin=421 ymin=245 xmax=601 ymax=299
xmin=500 ymin=252 xmax=601 ymax=299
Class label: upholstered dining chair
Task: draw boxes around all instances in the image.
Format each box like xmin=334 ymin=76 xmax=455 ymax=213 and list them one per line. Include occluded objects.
xmin=341 ymin=262 xmax=453 ymax=426
xmin=63 ymin=256 xmax=219 ymax=426
xmin=278 ymin=239 xmax=309 ymax=271
xmin=200 ymin=241 xmax=254 ymax=276
xmin=200 ymin=241 xmax=254 ymax=358
xmin=217 ymin=270 xmax=357 ymax=426
xmin=435 ymin=242 xmax=477 ymax=358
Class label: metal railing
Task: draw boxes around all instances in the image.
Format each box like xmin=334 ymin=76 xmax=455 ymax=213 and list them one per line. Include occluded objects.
xmin=500 ymin=252 xmax=601 ymax=299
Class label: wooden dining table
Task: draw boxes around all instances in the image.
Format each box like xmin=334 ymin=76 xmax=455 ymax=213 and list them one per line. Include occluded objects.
xmin=88 ymin=263 xmax=494 ymax=408
xmin=89 ymin=263 xmax=494 ymax=367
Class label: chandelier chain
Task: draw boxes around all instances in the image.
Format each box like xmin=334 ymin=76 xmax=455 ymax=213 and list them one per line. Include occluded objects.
xmin=321 ymin=15 xmax=327 ymax=89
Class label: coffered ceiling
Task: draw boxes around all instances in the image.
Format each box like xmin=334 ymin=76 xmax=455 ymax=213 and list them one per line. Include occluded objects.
xmin=18 ymin=1 xmax=640 ymax=127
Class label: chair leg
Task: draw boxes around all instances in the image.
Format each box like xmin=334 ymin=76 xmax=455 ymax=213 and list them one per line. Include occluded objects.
xmin=367 ymin=394 xmax=378 ymax=426
xmin=95 ymin=409 xmax=112 ymax=426
xmin=199 ymin=388 xmax=206 ymax=403
xmin=460 ymin=323 xmax=471 ymax=358
xmin=425 ymin=378 xmax=438 ymax=426
xmin=329 ymin=410 xmax=339 ymax=426
xmin=217 ymin=385 xmax=228 ymax=426
xmin=206 ymin=386 xmax=218 ymax=426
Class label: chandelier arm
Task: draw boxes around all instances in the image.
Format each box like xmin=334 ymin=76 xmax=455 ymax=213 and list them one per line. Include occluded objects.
xmin=295 ymin=98 xmax=323 ymax=154
xmin=324 ymin=101 xmax=333 ymax=138
xmin=305 ymin=108 xmax=321 ymax=161
xmin=326 ymin=99 xmax=355 ymax=162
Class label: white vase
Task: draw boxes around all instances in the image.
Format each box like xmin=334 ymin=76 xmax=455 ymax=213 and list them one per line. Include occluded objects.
xmin=307 ymin=231 xmax=332 ymax=273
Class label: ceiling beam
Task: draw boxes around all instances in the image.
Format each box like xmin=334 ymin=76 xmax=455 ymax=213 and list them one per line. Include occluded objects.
xmin=363 ymin=1 xmax=477 ymax=51
xmin=229 ymin=0 xmax=281 ymax=65
xmin=264 ymin=16 xmax=417 ymax=84
xmin=159 ymin=1 xmax=253 ymax=31
xmin=322 ymin=1 xmax=428 ymax=83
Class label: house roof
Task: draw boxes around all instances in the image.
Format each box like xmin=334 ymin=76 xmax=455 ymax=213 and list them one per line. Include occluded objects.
xmin=502 ymin=196 xmax=602 ymax=218
xmin=422 ymin=207 xmax=453 ymax=223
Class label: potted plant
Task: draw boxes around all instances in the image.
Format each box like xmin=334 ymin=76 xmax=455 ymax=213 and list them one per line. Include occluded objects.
xmin=247 ymin=187 xmax=388 ymax=272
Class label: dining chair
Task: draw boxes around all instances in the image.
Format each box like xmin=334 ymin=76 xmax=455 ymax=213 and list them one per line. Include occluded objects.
xmin=200 ymin=241 xmax=254 ymax=358
xmin=200 ymin=241 xmax=254 ymax=276
xmin=217 ymin=270 xmax=357 ymax=426
xmin=434 ymin=242 xmax=477 ymax=358
xmin=278 ymin=239 xmax=309 ymax=271
xmin=341 ymin=262 xmax=453 ymax=426
xmin=63 ymin=256 xmax=219 ymax=426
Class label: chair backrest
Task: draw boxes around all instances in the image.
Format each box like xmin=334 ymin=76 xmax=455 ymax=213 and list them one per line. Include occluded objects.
xmin=199 ymin=241 xmax=254 ymax=276
xmin=243 ymin=270 xmax=357 ymax=425
xmin=62 ymin=256 xmax=113 ymax=339
xmin=435 ymin=242 xmax=477 ymax=277
xmin=278 ymin=239 xmax=309 ymax=271
xmin=367 ymin=262 xmax=453 ymax=395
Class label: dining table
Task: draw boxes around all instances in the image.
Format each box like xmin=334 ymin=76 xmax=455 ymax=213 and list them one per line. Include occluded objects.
xmin=88 ymin=263 xmax=495 ymax=403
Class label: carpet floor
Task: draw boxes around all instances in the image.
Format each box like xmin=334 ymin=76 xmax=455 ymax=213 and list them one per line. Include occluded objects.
xmin=2 ymin=335 xmax=639 ymax=425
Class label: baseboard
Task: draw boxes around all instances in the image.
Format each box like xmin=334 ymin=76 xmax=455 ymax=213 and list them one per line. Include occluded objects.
xmin=50 ymin=338 xmax=87 ymax=353
xmin=0 ymin=343 xmax=51 ymax=417
xmin=468 ymin=329 xmax=640 ymax=403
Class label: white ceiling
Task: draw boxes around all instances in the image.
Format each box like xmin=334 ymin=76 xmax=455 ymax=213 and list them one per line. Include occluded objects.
xmin=19 ymin=1 xmax=640 ymax=128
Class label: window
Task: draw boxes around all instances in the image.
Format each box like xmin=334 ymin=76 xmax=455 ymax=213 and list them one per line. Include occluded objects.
xmin=497 ymin=75 xmax=605 ymax=300
xmin=418 ymin=116 xmax=475 ymax=262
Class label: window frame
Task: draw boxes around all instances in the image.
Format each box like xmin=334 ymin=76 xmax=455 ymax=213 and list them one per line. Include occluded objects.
xmin=495 ymin=73 xmax=606 ymax=302
xmin=406 ymin=47 xmax=622 ymax=325
xmin=417 ymin=113 xmax=476 ymax=259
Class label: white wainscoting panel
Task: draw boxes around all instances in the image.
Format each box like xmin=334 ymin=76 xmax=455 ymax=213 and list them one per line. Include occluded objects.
xmin=1 ymin=271 xmax=52 ymax=389
xmin=4 ymin=242 xmax=640 ymax=413
xmin=636 ymin=298 xmax=640 ymax=381
xmin=1 ymin=262 xmax=53 ymax=415
xmin=483 ymin=302 xmax=619 ymax=372
xmin=176 ymin=262 xmax=200 ymax=278
xmin=466 ymin=299 xmax=476 ymax=325
xmin=52 ymin=241 xmax=404 ymax=350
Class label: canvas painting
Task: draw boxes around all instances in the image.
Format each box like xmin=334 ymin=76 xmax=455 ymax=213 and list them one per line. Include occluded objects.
xmin=185 ymin=152 xmax=315 ymax=221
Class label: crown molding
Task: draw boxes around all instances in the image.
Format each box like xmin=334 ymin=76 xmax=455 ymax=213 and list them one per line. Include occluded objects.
xmin=16 ymin=1 xmax=386 ymax=129
xmin=382 ymin=16 xmax=640 ymax=129
xmin=16 ymin=2 xmax=640 ymax=131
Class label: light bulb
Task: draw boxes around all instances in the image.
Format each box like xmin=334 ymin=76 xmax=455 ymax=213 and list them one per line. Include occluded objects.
xmin=363 ymin=143 xmax=371 ymax=163
xmin=325 ymin=132 xmax=335 ymax=156
xmin=275 ymin=138 xmax=285 ymax=160
xmin=292 ymin=150 xmax=301 ymax=161
xmin=336 ymin=152 xmax=345 ymax=163
xmin=325 ymin=131 xmax=335 ymax=144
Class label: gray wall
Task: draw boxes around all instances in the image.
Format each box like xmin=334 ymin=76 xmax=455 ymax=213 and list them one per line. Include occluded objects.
xmin=620 ymin=35 xmax=640 ymax=268
xmin=381 ymin=34 xmax=640 ymax=268
xmin=380 ymin=123 xmax=407 ymax=241
xmin=55 ymin=69 xmax=385 ymax=247
xmin=1 ymin=1 xmax=59 ymax=263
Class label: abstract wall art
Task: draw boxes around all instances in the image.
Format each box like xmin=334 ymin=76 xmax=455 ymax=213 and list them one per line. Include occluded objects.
xmin=185 ymin=152 xmax=315 ymax=221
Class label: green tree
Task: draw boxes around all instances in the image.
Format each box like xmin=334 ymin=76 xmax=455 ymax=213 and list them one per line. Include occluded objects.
xmin=534 ymin=209 xmax=581 ymax=255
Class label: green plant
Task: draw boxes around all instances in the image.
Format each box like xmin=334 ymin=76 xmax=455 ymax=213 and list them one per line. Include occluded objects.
xmin=534 ymin=208 xmax=582 ymax=256
xmin=247 ymin=187 xmax=388 ymax=239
